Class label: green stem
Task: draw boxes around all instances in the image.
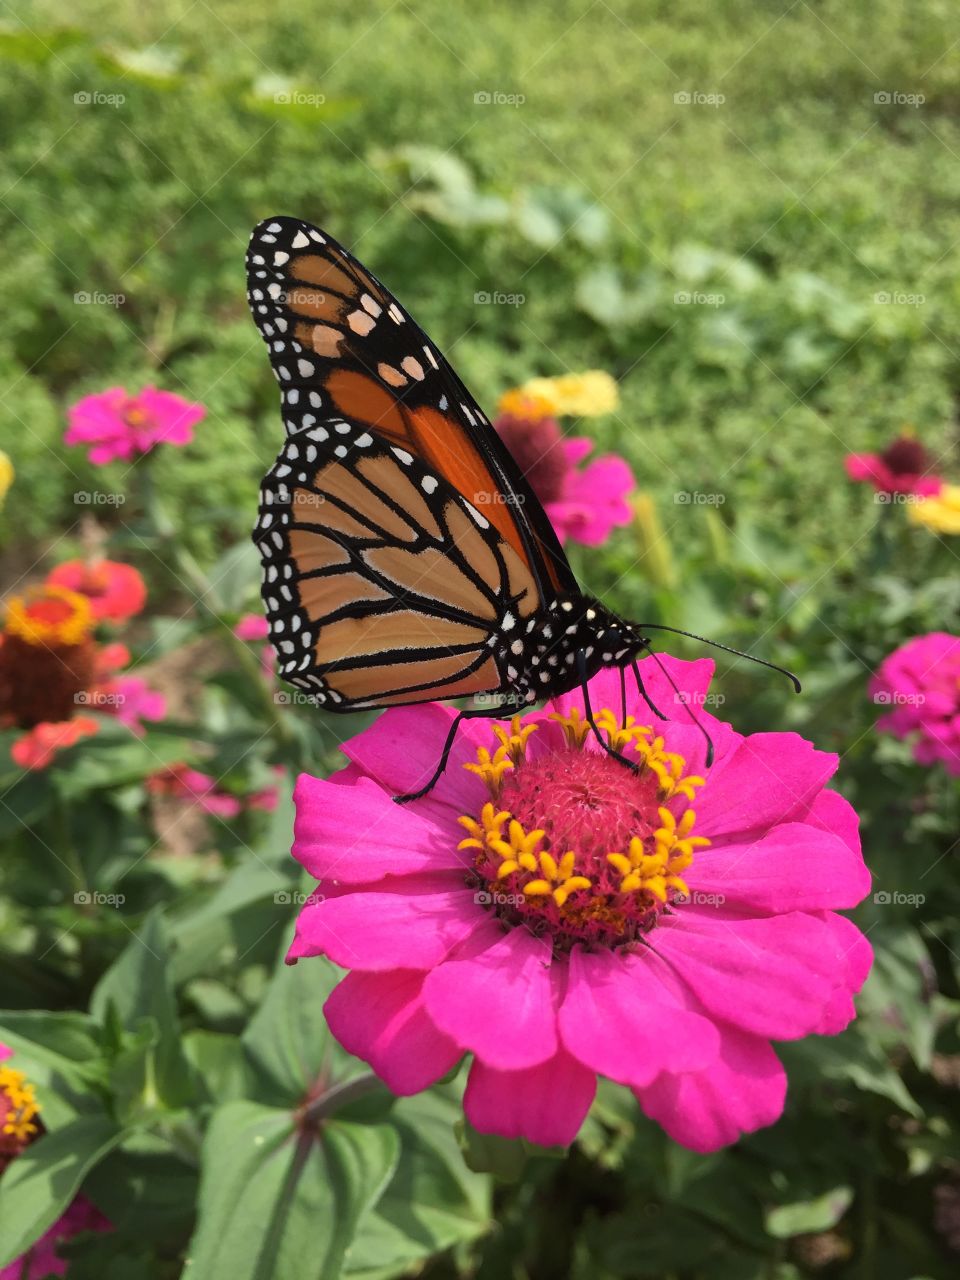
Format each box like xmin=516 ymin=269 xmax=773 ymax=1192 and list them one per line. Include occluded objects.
xmin=300 ymin=1072 xmax=384 ymax=1125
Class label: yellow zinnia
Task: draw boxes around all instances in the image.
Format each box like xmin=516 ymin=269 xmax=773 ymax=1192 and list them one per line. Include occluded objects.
xmin=909 ymin=484 xmax=960 ymax=536
xmin=0 ymin=451 xmax=12 ymax=508
xmin=497 ymin=370 xmax=619 ymax=419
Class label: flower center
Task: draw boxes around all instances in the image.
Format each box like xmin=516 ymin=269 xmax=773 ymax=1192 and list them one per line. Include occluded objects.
xmin=494 ymin=413 xmax=569 ymax=505
xmin=881 ymin=433 xmax=929 ymax=476
xmin=4 ymin=586 xmax=93 ymax=647
xmin=0 ymin=1064 xmax=40 ymax=1158
xmin=458 ymin=709 xmax=710 ymax=951
xmin=122 ymin=402 xmax=151 ymax=429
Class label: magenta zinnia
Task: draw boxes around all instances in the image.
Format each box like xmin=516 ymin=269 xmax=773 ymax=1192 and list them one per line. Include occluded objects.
xmin=65 ymin=385 xmax=205 ymax=465
xmin=845 ymin=431 xmax=942 ymax=497
xmin=287 ymin=657 xmax=872 ymax=1153
xmin=870 ymin=633 xmax=960 ymax=776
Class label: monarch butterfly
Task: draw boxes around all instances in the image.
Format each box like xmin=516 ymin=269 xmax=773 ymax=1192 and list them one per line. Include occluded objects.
xmin=247 ymin=216 xmax=797 ymax=800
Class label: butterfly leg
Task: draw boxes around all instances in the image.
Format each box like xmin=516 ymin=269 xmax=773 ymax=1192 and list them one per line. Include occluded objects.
xmin=576 ymin=651 xmax=639 ymax=774
xmin=631 ymin=658 xmax=668 ymax=723
xmin=393 ymin=704 xmax=509 ymax=804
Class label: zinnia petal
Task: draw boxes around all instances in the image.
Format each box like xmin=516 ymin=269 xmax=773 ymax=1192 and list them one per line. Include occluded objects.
xmin=464 ymin=1048 xmax=596 ymax=1148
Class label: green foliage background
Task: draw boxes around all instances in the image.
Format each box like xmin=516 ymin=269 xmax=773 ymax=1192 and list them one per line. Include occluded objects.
xmin=1 ymin=2 xmax=959 ymax=1278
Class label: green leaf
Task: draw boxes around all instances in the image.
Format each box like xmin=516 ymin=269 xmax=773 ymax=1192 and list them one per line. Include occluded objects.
xmin=184 ymin=1101 xmax=399 ymax=1280
xmin=346 ymin=1088 xmax=491 ymax=1276
xmin=765 ymin=1185 xmax=854 ymax=1238
xmin=182 ymin=1030 xmax=252 ymax=1102
xmin=241 ymin=956 xmax=354 ymax=1104
xmin=0 ymin=1010 xmax=104 ymax=1125
xmin=90 ymin=911 xmax=191 ymax=1109
xmin=0 ymin=1115 xmax=124 ymax=1268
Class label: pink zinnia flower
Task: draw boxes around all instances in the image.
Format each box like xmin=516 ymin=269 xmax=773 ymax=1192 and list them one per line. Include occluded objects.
xmin=99 ymin=674 xmax=167 ymax=735
xmin=146 ymin=763 xmax=242 ymax=819
xmin=845 ymin=432 xmax=943 ymax=497
xmin=870 ymin=632 xmax=960 ymax=776
xmin=494 ymin=413 xmax=634 ymax=546
xmin=0 ymin=1195 xmax=111 ymax=1279
xmin=287 ymin=657 xmax=872 ymax=1153
xmin=46 ymin=559 xmax=147 ymax=622
xmin=234 ymin=613 xmax=274 ymax=680
xmin=65 ymin=386 xmax=205 ymax=465
xmin=234 ymin=613 xmax=269 ymax=641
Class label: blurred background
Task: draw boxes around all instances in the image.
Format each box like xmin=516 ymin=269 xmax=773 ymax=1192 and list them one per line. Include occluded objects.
xmin=1 ymin=2 xmax=959 ymax=1277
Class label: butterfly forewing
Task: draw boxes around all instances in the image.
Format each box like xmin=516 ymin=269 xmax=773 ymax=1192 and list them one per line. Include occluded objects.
xmin=246 ymin=217 xmax=576 ymax=597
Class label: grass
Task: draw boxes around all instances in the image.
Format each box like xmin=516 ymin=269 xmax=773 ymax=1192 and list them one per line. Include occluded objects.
xmin=1 ymin=0 xmax=959 ymax=625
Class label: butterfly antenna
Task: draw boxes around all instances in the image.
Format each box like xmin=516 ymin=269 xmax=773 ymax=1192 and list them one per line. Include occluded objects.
xmin=637 ymin=623 xmax=801 ymax=694
xmin=640 ymin=644 xmax=715 ymax=768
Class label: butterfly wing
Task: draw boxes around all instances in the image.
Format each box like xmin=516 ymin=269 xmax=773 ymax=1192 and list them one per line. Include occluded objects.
xmin=247 ymin=215 xmax=574 ymax=710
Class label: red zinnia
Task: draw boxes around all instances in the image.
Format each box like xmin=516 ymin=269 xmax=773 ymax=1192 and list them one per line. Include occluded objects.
xmin=46 ymin=559 xmax=146 ymax=623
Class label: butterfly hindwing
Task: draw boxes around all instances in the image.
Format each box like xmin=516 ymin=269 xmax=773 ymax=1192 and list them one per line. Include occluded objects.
xmin=254 ymin=410 xmax=543 ymax=709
